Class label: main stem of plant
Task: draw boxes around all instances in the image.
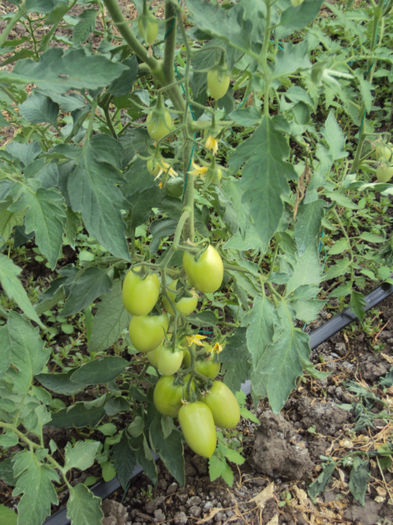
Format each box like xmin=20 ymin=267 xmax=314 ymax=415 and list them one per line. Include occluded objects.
xmin=103 ymin=0 xmax=194 ymax=244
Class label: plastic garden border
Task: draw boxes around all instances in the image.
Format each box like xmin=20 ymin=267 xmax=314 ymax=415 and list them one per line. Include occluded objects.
xmin=43 ymin=280 xmax=393 ymax=525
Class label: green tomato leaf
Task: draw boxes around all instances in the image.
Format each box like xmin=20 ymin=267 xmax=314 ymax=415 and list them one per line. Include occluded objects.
xmin=67 ymin=135 xmax=130 ymax=260
xmin=272 ymin=41 xmax=311 ymax=79
xmin=66 ymin=483 xmax=104 ymax=525
xmin=61 ymin=267 xmax=112 ymax=316
xmin=229 ymin=117 xmax=296 ymax=248
xmin=88 ymin=280 xmax=130 ymax=353
xmin=0 ymin=255 xmax=43 ymax=326
xmin=50 ymin=401 xmax=106 ymax=428
xmin=10 ymin=186 xmax=66 ymax=269
xmin=70 ymin=357 xmax=129 ymax=386
xmin=3 ymin=313 xmax=49 ymax=394
xmin=35 ymin=371 xmax=84 ymax=395
xmin=12 ymin=450 xmax=59 ymax=525
xmin=323 ymin=111 xmax=347 ymax=161
xmin=11 ymin=48 xmax=127 ymax=95
xmin=112 ymin=432 xmax=138 ymax=490
xmin=19 ymin=92 xmax=59 ymax=125
xmin=72 ymin=9 xmax=98 ymax=46
xmin=208 ymin=455 xmax=227 ymax=482
xmin=149 ymin=414 xmax=185 ymax=487
xmin=277 ymin=0 xmax=324 ymax=40
xmin=0 ymin=503 xmax=17 ymax=525
xmin=219 ymin=328 xmax=251 ymax=393
xmin=0 ymin=200 xmax=25 ymax=243
xmin=350 ymin=290 xmax=366 ymax=322
xmin=185 ymin=0 xmax=252 ymax=53
xmin=247 ymin=299 xmax=311 ymax=412
xmin=64 ymin=440 xmax=101 ymax=473
xmin=294 ymin=199 xmax=325 ymax=255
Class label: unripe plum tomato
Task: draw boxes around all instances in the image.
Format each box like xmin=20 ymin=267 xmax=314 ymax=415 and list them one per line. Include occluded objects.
xmin=182 ymin=349 xmax=220 ymax=379
xmin=138 ymin=13 xmax=159 ymax=44
xmin=196 ymin=356 xmax=220 ymax=379
xmin=162 ymin=279 xmax=198 ymax=316
xmin=147 ymin=344 xmax=184 ymax=376
xmin=147 ymin=157 xmax=161 ymax=177
xmin=376 ymin=164 xmax=393 ymax=183
xmin=375 ymin=143 xmax=392 ymax=163
xmin=207 ymin=67 xmax=230 ymax=100
xmin=129 ymin=313 xmax=169 ymax=353
xmin=122 ymin=267 xmax=160 ymax=316
xmin=153 ymin=375 xmax=183 ymax=417
xmin=165 ymin=177 xmax=184 ymax=198
xmin=202 ymin=381 xmax=240 ymax=429
xmin=178 ymin=401 xmax=217 ymax=458
xmin=182 ymin=245 xmax=224 ymax=294
xmin=146 ymin=107 xmax=174 ymax=142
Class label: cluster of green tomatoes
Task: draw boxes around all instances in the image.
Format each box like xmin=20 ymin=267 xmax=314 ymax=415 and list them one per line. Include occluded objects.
xmin=122 ymin=246 xmax=240 ymax=458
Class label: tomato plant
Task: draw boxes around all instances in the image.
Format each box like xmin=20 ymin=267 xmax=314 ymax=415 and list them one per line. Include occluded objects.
xmin=128 ymin=313 xmax=169 ymax=353
xmin=178 ymin=402 xmax=217 ymax=458
xmin=1 ymin=0 xmax=392 ymax=519
xmin=147 ymin=344 xmax=184 ymax=375
xmin=182 ymin=245 xmax=224 ymax=294
xmin=122 ymin=267 xmax=160 ymax=316
xmin=202 ymin=381 xmax=240 ymax=429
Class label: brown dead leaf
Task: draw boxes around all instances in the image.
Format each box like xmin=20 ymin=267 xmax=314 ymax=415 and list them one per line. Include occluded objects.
xmin=249 ymin=482 xmax=275 ymax=508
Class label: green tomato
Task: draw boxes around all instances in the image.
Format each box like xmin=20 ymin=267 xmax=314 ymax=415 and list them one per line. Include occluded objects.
xmin=129 ymin=313 xmax=169 ymax=353
xmin=153 ymin=375 xmax=183 ymax=417
xmin=122 ymin=267 xmax=160 ymax=316
xmin=183 ymin=245 xmax=224 ymax=294
xmin=162 ymin=280 xmax=198 ymax=316
xmin=290 ymin=0 xmax=304 ymax=6
xmin=207 ymin=67 xmax=230 ymax=100
xmin=196 ymin=357 xmax=220 ymax=379
xmin=146 ymin=107 xmax=174 ymax=142
xmin=138 ymin=13 xmax=159 ymax=44
xmin=147 ymin=157 xmax=161 ymax=177
xmin=376 ymin=164 xmax=393 ymax=183
xmin=165 ymin=177 xmax=184 ymax=198
xmin=147 ymin=344 xmax=184 ymax=376
xmin=182 ymin=348 xmax=220 ymax=379
xmin=202 ymin=381 xmax=240 ymax=429
xmin=178 ymin=401 xmax=217 ymax=458
xmin=375 ymin=143 xmax=392 ymax=163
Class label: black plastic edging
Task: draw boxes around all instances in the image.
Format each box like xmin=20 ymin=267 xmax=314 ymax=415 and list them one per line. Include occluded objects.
xmin=43 ymin=280 xmax=393 ymax=525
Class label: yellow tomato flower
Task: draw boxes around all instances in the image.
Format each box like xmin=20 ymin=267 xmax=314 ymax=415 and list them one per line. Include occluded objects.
xmin=154 ymin=160 xmax=177 ymax=180
xmin=189 ymin=162 xmax=209 ymax=177
xmin=205 ymin=135 xmax=218 ymax=155
xmin=186 ymin=334 xmax=207 ymax=346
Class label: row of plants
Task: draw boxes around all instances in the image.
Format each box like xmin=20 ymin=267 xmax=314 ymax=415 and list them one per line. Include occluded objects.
xmin=0 ymin=0 xmax=392 ymax=523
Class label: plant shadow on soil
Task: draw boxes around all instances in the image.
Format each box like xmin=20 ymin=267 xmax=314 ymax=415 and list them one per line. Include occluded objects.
xmin=101 ymin=294 xmax=393 ymax=525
